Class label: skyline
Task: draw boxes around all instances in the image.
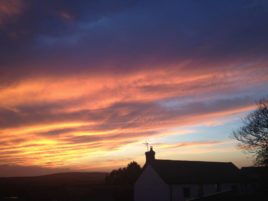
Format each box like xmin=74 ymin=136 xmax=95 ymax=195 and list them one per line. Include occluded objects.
xmin=1 ymin=0 xmax=268 ymax=177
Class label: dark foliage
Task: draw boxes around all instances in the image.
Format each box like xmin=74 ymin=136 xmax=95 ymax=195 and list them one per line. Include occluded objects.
xmin=105 ymin=161 xmax=142 ymax=185
xmin=233 ymin=99 xmax=268 ymax=166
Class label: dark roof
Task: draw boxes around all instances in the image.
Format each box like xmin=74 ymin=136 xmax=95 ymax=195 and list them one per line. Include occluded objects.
xmin=148 ymin=159 xmax=241 ymax=184
xmin=241 ymin=167 xmax=268 ymax=175
xmin=240 ymin=167 xmax=268 ymax=181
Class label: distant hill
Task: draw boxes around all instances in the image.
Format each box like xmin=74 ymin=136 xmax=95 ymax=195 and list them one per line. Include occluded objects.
xmin=0 ymin=172 xmax=107 ymax=186
xmin=0 ymin=172 xmax=134 ymax=201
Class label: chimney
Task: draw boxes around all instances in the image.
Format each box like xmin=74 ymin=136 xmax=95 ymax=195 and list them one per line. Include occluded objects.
xmin=145 ymin=146 xmax=155 ymax=164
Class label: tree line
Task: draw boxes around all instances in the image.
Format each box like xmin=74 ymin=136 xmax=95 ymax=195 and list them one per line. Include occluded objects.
xmin=105 ymin=161 xmax=142 ymax=185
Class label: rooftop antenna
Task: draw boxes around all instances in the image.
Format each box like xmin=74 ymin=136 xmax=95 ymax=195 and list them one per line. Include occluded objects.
xmin=143 ymin=141 xmax=149 ymax=151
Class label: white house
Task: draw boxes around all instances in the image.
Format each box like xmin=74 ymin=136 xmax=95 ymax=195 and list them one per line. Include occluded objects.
xmin=134 ymin=147 xmax=241 ymax=201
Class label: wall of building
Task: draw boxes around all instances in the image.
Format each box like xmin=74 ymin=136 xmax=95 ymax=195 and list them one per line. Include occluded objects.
xmin=134 ymin=164 xmax=170 ymax=201
xmin=171 ymin=184 xmax=199 ymax=201
xmin=170 ymin=183 xmax=238 ymax=201
xmin=203 ymin=184 xmax=217 ymax=195
xmin=221 ymin=183 xmax=236 ymax=192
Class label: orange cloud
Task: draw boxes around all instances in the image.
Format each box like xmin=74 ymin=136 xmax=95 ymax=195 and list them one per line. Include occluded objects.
xmin=156 ymin=141 xmax=222 ymax=149
xmin=0 ymin=63 xmax=267 ymax=171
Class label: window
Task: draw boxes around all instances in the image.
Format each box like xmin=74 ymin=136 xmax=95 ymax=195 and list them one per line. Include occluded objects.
xmin=183 ymin=187 xmax=191 ymax=198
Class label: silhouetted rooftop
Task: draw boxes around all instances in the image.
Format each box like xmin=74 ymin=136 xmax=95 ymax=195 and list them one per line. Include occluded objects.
xmin=148 ymin=159 xmax=241 ymax=184
xmin=240 ymin=166 xmax=268 ymax=181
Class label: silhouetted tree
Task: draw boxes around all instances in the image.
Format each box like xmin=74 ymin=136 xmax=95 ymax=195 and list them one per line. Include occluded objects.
xmin=105 ymin=161 xmax=142 ymax=185
xmin=233 ymin=99 xmax=268 ymax=166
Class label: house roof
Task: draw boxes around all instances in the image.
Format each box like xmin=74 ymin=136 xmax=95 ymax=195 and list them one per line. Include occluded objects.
xmin=240 ymin=166 xmax=268 ymax=181
xmin=241 ymin=166 xmax=268 ymax=176
xmin=147 ymin=159 xmax=241 ymax=184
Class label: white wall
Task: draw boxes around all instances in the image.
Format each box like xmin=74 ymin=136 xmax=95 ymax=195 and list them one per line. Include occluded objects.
xmin=171 ymin=184 xmax=199 ymax=201
xmin=171 ymin=183 xmax=239 ymax=201
xmin=134 ymin=164 xmax=170 ymax=201
xmin=221 ymin=183 xmax=233 ymax=192
xmin=203 ymin=184 xmax=217 ymax=195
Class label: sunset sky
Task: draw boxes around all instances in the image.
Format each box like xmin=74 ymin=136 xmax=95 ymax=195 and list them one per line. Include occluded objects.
xmin=0 ymin=0 xmax=268 ymax=177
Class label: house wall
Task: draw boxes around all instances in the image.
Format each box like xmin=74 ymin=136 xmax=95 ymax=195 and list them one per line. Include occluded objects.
xmin=203 ymin=184 xmax=217 ymax=195
xmin=221 ymin=183 xmax=237 ymax=192
xmin=171 ymin=184 xmax=199 ymax=201
xmin=134 ymin=164 xmax=170 ymax=201
xmin=171 ymin=183 xmax=239 ymax=201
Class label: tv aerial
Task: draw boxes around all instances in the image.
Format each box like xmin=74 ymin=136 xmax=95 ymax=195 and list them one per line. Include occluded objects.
xmin=143 ymin=140 xmax=150 ymax=151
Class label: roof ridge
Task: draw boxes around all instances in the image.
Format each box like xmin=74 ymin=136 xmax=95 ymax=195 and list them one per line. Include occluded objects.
xmin=155 ymin=159 xmax=233 ymax=164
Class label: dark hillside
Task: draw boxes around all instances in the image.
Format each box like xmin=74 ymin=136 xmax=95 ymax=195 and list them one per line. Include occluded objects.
xmin=0 ymin=172 xmax=106 ymax=186
xmin=0 ymin=172 xmax=114 ymax=201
